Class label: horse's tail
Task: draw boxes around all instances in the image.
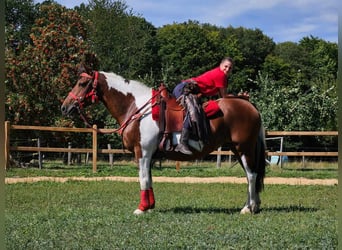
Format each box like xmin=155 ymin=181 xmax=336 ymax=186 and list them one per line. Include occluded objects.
xmin=255 ymin=123 xmax=266 ymax=193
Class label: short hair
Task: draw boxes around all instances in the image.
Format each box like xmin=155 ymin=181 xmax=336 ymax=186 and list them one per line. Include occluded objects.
xmin=221 ymin=57 xmax=234 ymax=65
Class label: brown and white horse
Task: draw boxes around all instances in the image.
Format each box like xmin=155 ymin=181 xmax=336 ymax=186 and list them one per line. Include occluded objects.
xmin=61 ymin=68 xmax=266 ymax=215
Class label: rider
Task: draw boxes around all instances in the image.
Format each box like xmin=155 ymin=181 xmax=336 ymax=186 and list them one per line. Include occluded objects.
xmin=172 ymin=57 xmax=234 ymax=155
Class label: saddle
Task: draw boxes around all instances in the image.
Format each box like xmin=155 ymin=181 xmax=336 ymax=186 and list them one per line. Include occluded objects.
xmin=153 ymin=84 xmax=221 ymax=152
xmin=155 ymin=85 xmax=184 ymax=151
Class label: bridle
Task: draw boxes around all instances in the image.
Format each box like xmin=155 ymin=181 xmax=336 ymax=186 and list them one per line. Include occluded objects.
xmin=67 ymin=71 xmax=100 ymax=128
xmin=68 ymin=71 xmax=99 ymax=109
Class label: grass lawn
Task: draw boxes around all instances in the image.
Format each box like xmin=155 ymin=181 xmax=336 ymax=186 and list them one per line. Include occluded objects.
xmin=5 ymin=181 xmax=337 ymax=249
xmin=5 ymin=160 xmax=338 ymax=179
xmin=5 ymin=160 xmax=338 ymax=248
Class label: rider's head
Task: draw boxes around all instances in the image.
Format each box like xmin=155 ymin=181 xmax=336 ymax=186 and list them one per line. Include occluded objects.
xmin=220 ymin=57 xmax=234 ymax=75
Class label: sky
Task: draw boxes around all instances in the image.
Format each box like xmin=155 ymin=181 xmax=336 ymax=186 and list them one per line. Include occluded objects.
xmin=36 ymin=0 xmax=338 ymax=43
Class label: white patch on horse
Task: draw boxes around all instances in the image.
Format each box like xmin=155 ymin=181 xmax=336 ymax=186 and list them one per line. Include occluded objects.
xmin=102 ymin=72 xmax=151 ymax=108
xmin=103 ymin=73 xmax=160 ymax=190
xmin=103 ymin=71 xmax=160 ymax=148
xmin=138 ymin=107 xmax=159 ymax=190
xmin=241 ymin=154 xmax=259 ymax=213
xmin=140 ymin=118 xmax=159 ymax=150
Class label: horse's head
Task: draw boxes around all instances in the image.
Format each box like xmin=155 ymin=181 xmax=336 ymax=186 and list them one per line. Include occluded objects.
xmin=61 ymin=66 xmax=100 ymax=118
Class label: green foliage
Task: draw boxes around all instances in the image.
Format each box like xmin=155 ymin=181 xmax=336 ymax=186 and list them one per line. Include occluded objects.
xmin=266 ymin=37 xmax=338 ymax=88
xmin=262 ymin=42 xmax=306 ymax=85
xmin=251 ymin=72 xmax=337 ymax=151
xmin=299 ymin=36 xmax=338 ymax=80
xmin=5 ymin=2 xmax=93 ymax=126
xmin=5 ymin=0 xmax=38 ymax=49
xmin=6 ymin=181 xmax=337 ymax=249
xmin=156 ymin=21 xmax=224 ymax=88
xmin=252 ymin=72 xmax=337 ymax=131
xmin=224 ymin=26 xmax=276 ymax=92
xmin=257 ymin=36 xmax=338 ymax=152
xmin=5 ymin=0 xmax=338 ymax=153
xmin=85 ymin=0 xmax=160 ymax=82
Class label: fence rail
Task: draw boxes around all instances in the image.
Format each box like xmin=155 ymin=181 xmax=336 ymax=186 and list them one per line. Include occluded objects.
xmin=5 ymin=121 xmax=338 ymax=172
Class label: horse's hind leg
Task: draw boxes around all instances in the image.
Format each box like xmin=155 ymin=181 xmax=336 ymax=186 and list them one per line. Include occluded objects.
xmin=240 ymin=154 xmax=261 ymax=214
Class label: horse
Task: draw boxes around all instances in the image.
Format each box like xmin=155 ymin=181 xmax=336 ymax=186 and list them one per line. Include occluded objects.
xmin=61 ymin=67 xmax=266 ymax=215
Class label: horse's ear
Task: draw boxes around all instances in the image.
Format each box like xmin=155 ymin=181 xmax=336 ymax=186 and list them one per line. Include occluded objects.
xmin=77 ymin=64 xmax=87 ymax=75
xmin=76 ymin=53 xmax=100 ymax=76
xmin=82 ymin=52 xmax=100 ymax=71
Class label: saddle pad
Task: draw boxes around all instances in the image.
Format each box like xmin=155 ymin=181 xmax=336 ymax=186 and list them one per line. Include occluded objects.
xmin=151 ymin=89 xmax=160 ymax=121
xmin=204 ymin=100 xmax=220 ymax=118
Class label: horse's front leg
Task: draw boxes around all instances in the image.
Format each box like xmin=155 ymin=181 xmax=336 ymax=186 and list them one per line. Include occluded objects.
xmin=133 ymin=155 xmax=155 ymax=215
xmin=240 ymin=154 xmax=261 ymax=214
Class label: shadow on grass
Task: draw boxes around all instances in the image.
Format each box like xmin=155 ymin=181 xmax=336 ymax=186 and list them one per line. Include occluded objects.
xmin=262 ymin=205 xmax=318 ymax=213
xmin=297 ymin=168 xmax=337 ymax=172
xmin=159 ymin=205 xmax=318 ymax=214
xmin=159 ymin=206 xmax=240 ymax=214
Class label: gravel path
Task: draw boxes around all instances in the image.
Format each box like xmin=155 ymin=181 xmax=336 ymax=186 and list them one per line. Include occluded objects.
xmin=5 ymin=176 xmax=338 ymax=186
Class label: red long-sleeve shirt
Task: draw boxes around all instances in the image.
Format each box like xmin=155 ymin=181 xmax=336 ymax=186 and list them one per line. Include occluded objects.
xmin=191 ymin=67 xmax=227 ymax=96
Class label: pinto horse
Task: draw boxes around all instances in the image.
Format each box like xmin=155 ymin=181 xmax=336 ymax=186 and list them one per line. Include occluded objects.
xmin=61 ymin=68 xmax=266 ymax=215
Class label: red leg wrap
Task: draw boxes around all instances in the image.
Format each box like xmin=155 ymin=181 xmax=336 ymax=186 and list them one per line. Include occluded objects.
xmin=138 ymin=190 xmax=150 ymax=211
xmin=148 ymin=188 xmax=155 ymax=209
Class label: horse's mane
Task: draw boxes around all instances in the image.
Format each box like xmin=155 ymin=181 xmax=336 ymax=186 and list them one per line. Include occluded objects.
xmin=102 ymin=72 xmax=151 ymax=96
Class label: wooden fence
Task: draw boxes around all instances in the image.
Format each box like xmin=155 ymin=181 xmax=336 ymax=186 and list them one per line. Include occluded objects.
xmin=5 ymin=121 xmax=338 ymax=172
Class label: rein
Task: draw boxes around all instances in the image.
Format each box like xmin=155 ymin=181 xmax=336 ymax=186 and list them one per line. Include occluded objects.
xmin=71 ymin=71 xmax=166 ymax=136
xmin=106 ymin=85 xmax=167 ymax=136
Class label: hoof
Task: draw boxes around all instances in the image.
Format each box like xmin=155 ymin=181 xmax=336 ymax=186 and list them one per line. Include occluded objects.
xmin=240 ymin=206 xmax=252 ymax=214
xmin=240 ymin=204 xmax=260 ymax=214
xmin=133 ymin=208 xmax=154 ymax=215
xmin=133 ymin=209 xmax=145 ymax=215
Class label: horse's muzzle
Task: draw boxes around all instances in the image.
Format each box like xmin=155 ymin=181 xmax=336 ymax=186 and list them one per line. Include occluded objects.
xmin=61 ymin=104 xmax=78 ymax=117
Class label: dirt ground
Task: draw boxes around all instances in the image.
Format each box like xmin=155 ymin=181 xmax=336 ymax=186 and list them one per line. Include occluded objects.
xmin=5 ymin=176 xmax=338 ymax=185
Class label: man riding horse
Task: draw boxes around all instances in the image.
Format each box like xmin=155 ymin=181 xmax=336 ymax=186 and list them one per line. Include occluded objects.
xmin=172 ymin=57 xmax=235 ymax=155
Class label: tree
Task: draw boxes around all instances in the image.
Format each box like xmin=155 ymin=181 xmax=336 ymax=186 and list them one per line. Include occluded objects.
xmin=223 ymin=26 xmax=275 ymax=92
xmin=250 ymin=71 xmax=337 ymax=151
xmin=83 ymin=0 xmax=160 ymax=83
xmin=156 ymin=21 xmax=224 ymax=88
xmin=261 ymin=55 xmax=292 ymax=84
xmin=5 ymin=2 xmax=94 ymax=126
xmin=5 ymin=0 xmax=38 ymax=52
xmin=299 ymin=36 xmax=338 ymax=81
xmin=263 ymin=38 xmax=338 ymax=89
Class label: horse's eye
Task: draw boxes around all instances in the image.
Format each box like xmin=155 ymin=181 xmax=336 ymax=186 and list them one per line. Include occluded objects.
xmin=78 ymin=79 xmax=88 ymax=87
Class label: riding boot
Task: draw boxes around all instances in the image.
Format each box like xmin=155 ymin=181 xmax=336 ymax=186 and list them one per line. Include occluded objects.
xmin=175 ymin=128 xmax=193 ymax=155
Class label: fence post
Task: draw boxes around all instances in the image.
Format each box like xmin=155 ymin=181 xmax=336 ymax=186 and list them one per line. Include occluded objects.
xmin=216 ymin=147 xmax=222 ymax=168
xmin=108 ymin=144 xmax=113 ymax=167
xmin=302 ymin=151 xmax=306 ymax=168
xmin=85 ymin=153 xmax=89 ymax=164
xmin=176 ymin=161 xmax=180 ymax=171
xmin=5 ymin=121 xmax=10 ymax=169
xmin=279 ymin=137 xmax=284 ymax=168
xmin=67 ymin=142 xmax=72 ymax=165
xmin=37 ymin=137 xmax=42 ymax=169
xmin=92 ymin=125 xmax=97 ymax=173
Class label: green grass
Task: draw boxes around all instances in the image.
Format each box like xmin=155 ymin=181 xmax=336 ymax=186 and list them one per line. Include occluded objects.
xmin=5 ymin=159 xmax=338 ymax=179
xmin=6 ymin=181 xmax=337 ymax=249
